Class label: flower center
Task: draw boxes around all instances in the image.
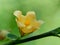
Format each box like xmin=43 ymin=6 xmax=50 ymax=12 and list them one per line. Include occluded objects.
xmin=25 ymin=20 xmax=30 ymax=26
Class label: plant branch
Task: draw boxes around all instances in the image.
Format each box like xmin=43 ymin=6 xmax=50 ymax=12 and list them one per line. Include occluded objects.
xmin=4 ymin=27 xmax=60 ymax=45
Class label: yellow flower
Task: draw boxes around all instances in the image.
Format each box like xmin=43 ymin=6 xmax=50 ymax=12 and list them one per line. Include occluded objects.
xmin=14 ymin=10 xmax=44 ymax=36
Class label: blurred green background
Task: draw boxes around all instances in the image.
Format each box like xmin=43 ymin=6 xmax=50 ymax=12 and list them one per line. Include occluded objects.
xmin=0 ymin=0 xmax=60 ymax=45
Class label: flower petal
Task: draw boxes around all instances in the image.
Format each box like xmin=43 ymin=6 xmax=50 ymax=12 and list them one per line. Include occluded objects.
xmin=26 ymin=11 xmax=36 ymax=21
xmin=13 ymin=10 xmax=22 ymax=17
xmin=14 ymin=10 xmax=25 ymax=23
xmin=21 ymin=26 xmax=34 ymax=34
xmin=31 ymin=20 xmax=44 ymax=29
xmin=16 ymin=19 xmax=25 ymax=28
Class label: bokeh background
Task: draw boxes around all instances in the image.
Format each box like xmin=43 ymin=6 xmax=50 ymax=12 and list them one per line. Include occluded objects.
xmin=0 ymin=0 xmax=60 ymax=45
